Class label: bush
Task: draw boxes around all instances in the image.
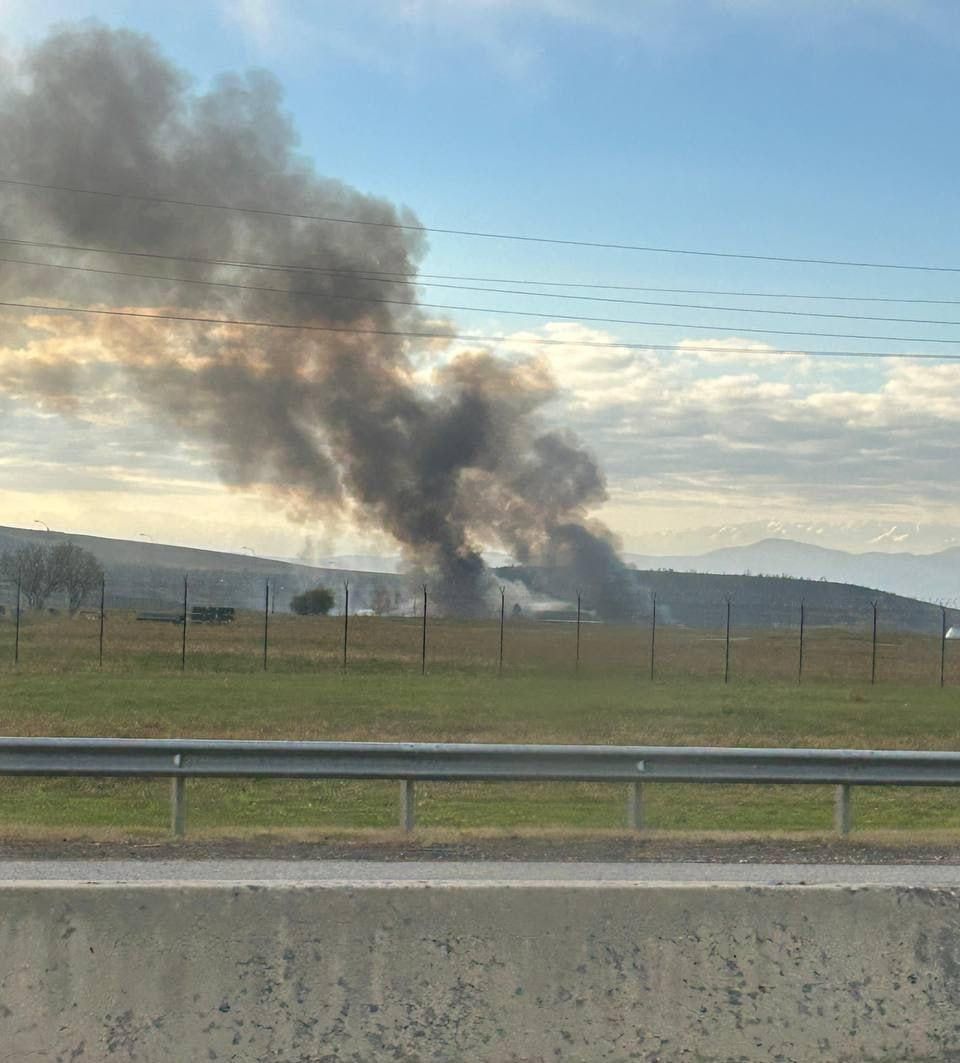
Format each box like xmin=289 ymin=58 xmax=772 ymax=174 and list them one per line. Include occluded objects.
xmin=290 ymin=586 xmax=335 ymax=615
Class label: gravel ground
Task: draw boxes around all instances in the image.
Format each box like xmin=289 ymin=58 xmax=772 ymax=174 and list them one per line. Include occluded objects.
xmin=3 ymin=835 xmax=960 ymax=864
xmin=5 ymin=859 xmax=960 ymax=884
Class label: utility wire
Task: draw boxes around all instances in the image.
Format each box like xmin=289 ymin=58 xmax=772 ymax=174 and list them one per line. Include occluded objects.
xmin=4 ymin=298 xmax=960 ymax=361
xmin=3 ymin=175 xmax=960 ymax=274
xmin=8 ymin=253 xmax=960 ymax=329
xmin=4 ymin=234 xmax=960 ymax=306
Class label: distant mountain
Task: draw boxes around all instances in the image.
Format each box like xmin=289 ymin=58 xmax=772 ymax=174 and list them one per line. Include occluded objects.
xmin=291 ymin=551 xmax=517 ymax=573
xmin=2 ymin=524 xmax=955 ymax=629
xmin=291 ymin=554 xmax=403 ymax=574
xmin=0 ymin=526 xmax=407 ymax=613
xmin=625 ymin=538 xmax=960 ymax=605
xmin=498 ymin=561 xmax=955 ymax=633
xmin=629 ymin=520 xmax=960 ymax=556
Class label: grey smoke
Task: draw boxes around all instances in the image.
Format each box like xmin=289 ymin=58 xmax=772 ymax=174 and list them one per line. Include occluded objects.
xmin=0 ymin=23 xmax=638 ymax=618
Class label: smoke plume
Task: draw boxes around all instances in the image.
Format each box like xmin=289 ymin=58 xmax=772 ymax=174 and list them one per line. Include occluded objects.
xmin=0 ymin=24 xmax=638 ymax=617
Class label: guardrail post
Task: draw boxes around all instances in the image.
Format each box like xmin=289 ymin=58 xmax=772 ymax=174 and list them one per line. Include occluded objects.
xmin=834 ymin=783 xmax=852 ymax=836
xmin=626 ymin=781 xmax=645 ymax=831
xmin=400 ymin=779 xmax=416 ymax=832
xmin=170 ymin=776 xmax=187 ymax=838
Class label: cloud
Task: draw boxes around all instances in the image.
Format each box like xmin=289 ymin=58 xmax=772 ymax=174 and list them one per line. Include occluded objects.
xmin=674 ymin=336 xmax=810 ymax=369
xmin=459 ymin=323 xmax=960 ymax=523
xmin=6 ymin=297 xmax=960 ymax=551
xmin=217 ymin=0 xmax=955 ymax=72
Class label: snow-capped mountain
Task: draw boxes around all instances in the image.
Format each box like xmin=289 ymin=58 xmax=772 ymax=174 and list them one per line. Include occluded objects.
xmin=628 ymin=521 xmax=960 ymax=556
xmin=625 ymin=538 xmax=960 ymax=605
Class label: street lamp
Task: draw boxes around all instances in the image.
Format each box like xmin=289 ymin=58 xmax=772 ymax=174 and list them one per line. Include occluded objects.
xmin=33 ymin=519 xmax=49 ymax=532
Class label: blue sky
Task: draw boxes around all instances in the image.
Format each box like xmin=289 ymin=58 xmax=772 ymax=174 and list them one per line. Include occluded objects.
xmin=3 ymin=1 xmax=960 ymax=556
xmin=6 ymin=0 xmax=959 ymax=292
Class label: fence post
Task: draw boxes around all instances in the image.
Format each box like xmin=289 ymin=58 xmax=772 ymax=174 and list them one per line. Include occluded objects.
xmin=498 ymin=586 xmax=505 ymax=677
xmin=649 ymin=592 xmax=657 ymax=681
xmin=798 ymin=600 xmax=805 ymax=684
xmin=940 ymin=605 xmax=948 ymax=689
xmin=575 ymin=591 xmax=582 ymax=675
xmin=14 ymin=570 xmax=21 ymax=666
xmin=834 ymin=784 xmax=852 ymax=836
xmin=421 ymin=585 xmax=428 ymax=675
xmin=626 ymin=781 xmax=645 ymax=831
xmin=98 ymin=576 xmax=105 ymax=670
xmin=342 ymin=581 xmax=349 ymax=670
xmin=170 ymin=774 xmax=187 ymax=838
xmin=723 ymin=597 xmax=732 ymax=684
xmin=180 ymin=576 xmax=188 ymax=672
xmin=871 ymin=601 xmax=879 ymax=685
xmin=262 ymin=579 xmax=270 ymax=671
xmin=400 ymin=779 xmax=416 ymax=832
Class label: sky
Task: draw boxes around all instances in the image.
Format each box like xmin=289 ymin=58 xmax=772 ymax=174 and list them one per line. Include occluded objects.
xmin=2 ymin=0 xmax=960 ymax=558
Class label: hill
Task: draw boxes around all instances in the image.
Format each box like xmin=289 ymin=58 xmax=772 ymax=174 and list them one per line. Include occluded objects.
xmin=0 ymin=526 xmax=952 ymax=631
xmin=625 ymin=537 xmax=960 ymax=605
xmin=497 ymin=563 xmax=954 ymax=634
xmin=0 ymin=526 xmax=407 ymax=614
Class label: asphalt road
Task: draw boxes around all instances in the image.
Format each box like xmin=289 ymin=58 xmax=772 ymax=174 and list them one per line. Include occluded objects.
xmin=3 ymin=860 xmax=960 ymax=884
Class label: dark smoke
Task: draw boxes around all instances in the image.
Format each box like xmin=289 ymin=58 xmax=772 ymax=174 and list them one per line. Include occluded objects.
xmin=0 ymin=24 xmax=638 ymax=618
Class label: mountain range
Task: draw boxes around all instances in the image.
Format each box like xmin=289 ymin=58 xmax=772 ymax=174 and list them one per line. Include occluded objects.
xmin=624 ymin=539 xmax=960 ymax=606
xmin=626 ymin=520 xmax=960 ymax=556
xmin=2 ymin=523 xmax=957 ymax=622
xmin=298 ymin=536 xmax=960 ymax=606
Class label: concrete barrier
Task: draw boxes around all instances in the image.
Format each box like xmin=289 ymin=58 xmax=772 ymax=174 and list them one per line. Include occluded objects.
xmin=1 ymin=880 xmax=958 ymax=1061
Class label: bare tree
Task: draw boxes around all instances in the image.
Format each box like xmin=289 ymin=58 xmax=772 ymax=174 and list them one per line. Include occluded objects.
xmin=50 ymin=542 xmax=104 ymax=615
xmin=0 ymin=541 xmax=103 ymax=613
xmin=0 ymin=544 xmax=59 ymax=609
xmin=371 ymin=584 xmax=393 ymax=616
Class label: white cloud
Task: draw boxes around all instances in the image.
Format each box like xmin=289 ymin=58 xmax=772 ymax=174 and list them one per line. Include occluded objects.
xmin=674 ymin=336 xmax=810 ymax=368
xmin=6 ymin=308 xmax=960 ymax=554
xmin=211 ymin=0 xmax=954 ymax=80
xmin=462 ymin=322 xmax=960 ymax=529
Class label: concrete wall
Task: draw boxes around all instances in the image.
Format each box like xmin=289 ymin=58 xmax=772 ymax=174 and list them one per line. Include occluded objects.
xmin=1 ymin=880 xmax=958 ymax=1061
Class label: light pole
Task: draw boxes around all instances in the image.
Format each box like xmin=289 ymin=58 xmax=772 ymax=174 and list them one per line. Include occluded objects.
xmin=33 ymin=519 xmax=49 ymax=533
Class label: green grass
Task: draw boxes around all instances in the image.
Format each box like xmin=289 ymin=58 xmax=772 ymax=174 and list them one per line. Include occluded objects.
xmin=4 ymin=609 xmax=958 ymax=686
xmin=2 ymin=668 xmax=960 ymax=836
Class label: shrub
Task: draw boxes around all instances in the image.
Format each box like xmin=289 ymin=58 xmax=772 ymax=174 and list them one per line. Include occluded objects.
xmin=290 ymin=586 xmax=335 ymax=615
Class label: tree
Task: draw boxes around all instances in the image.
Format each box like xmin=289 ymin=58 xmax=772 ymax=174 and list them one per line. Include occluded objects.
xmin=0 ymin=544 xmax=59 ymax=609
xmin=371 ymin=584 xmax=393 ymax=616
xmin=50 ymin=542 xmax=104 ymax=614
xmin=290 ymin=586 xmax=335 ymax=615
xmin=0 ymin=541 xmax=103 ymax=613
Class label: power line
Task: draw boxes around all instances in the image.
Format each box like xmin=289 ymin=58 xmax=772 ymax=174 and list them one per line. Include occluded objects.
xmin=8 ymin=253 xmax=960 ymax=329
xmin=4 ymin=298 xmax=960 ymax=360
xmin=3 ymin=174 xmax=960 ymax=274
xmin=5 ymin=234 xmax=960 ymax=307
xmin=5 ymin=254 xmax=960 ymax=344
xmin=0 ymin=235 xmax=393 ymax=279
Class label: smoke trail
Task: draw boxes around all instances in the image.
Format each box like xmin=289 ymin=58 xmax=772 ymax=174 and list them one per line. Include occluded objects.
xmin=0 ymin=24 xmax=638 ymax=617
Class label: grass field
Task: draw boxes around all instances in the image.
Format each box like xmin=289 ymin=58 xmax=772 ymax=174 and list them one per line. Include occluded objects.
xmin=2 ymin=649 xmax=960 ymax=837
xmin=2 ymin=608 xmax=958 ymax=685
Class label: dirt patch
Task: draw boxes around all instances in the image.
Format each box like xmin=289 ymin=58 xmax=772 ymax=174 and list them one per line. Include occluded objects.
xmin=4 ymin=834 xmax=960 ymax=864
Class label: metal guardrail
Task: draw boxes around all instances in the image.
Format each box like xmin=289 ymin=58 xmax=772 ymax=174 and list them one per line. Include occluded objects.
xmin=1 ymin=736 xmax=958 ymax=837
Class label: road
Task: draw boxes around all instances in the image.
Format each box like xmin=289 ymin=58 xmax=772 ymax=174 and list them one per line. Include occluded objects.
xmin=2 ymin=859 xmax=960 ymax=884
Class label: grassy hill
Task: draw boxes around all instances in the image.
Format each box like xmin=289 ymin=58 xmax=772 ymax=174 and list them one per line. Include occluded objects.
xmin=0 ymin=526 xmax=951 ymax=631
xmin=498 ymin=565 xmax=955 ymax=634
xmin=0 ymin=526 xmax=407 ymax=614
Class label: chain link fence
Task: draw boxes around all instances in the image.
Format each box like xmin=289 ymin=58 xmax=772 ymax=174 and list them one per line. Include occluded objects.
xmin=1 ymin=572 xmax=958 ymax=685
